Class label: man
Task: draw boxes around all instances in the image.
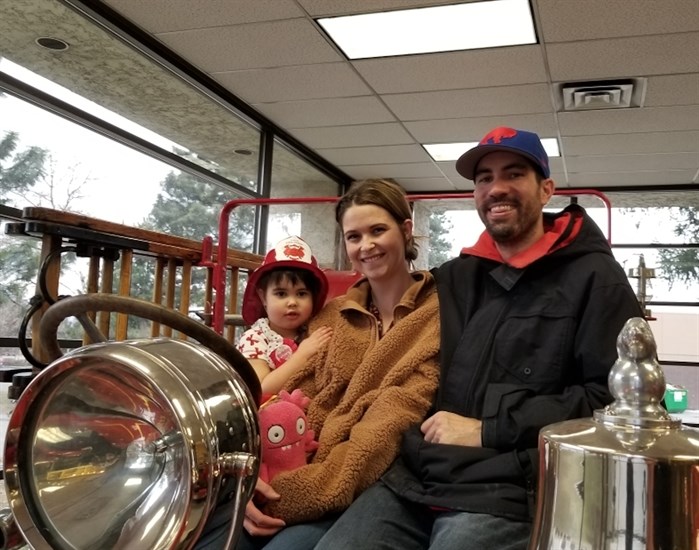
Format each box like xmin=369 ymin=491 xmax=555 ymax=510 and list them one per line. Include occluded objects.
xmin=314 ymin=127 xmax=643 ymax=549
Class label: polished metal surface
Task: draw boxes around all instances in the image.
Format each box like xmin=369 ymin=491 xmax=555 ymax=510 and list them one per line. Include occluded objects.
xmin=3 ymin=338 xmax=259 ymax=549
xmin=0 ymin=508 xmax=23 ymax=550
xmin=530 ymin=317 xmax=699 ymax=550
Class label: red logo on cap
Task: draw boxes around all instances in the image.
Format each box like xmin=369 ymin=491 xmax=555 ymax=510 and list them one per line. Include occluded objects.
xmin=283 ymin=243 xmax=305 ymax=260
xmin=480 ymin=127 xmax=517 ymax=145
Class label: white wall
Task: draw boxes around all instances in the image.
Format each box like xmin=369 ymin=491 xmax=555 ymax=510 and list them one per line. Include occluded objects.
xmin=652 ymin=310 xmax=699 ymax=363
xmin=648 ymin=309 xmax=699 ymax=408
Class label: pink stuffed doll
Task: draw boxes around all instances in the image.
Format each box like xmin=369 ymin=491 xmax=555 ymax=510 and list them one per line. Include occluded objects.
xmin=258 ymin=389 xmax=319 ymax=482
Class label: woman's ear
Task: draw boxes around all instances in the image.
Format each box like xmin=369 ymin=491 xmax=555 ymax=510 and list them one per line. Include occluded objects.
xmin=401 ymin=218 xmax=414 ymax=240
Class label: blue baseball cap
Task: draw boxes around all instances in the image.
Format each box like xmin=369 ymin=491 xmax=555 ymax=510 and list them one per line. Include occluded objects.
xmin=456 ymin=127 xmax=551 ymax=180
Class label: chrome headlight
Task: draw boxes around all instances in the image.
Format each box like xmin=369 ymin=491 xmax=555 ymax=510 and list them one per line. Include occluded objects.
xmin=4 ymin=338 xmax=259 ymax=550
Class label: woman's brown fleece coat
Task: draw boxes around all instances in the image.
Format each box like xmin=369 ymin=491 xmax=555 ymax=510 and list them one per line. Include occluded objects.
xmin=264 ymin=271 xmax=440 ymax=525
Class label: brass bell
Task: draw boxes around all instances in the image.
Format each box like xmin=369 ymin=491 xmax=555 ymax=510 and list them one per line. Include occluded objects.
xmin=529 ymin=317 xmax=699 ymax=549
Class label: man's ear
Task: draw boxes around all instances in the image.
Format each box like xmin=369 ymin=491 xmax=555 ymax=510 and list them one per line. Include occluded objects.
xmin=540 ymin=178 xmax=555 ymax=205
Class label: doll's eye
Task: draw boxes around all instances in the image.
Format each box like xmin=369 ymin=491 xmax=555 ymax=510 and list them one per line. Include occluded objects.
xmin=267 ymin=425 xmax=285 ymax=444
xmin=296 ymin=417 xmax=306 ymax=435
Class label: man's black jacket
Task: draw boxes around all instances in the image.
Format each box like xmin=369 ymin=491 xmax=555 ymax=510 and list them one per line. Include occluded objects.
xmin=383 ymin=205 xmax=643 ymax=521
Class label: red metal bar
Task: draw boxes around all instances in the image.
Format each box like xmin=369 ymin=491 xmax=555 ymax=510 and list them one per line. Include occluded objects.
xmin=207 ymin=190 xmax=612 ymax=334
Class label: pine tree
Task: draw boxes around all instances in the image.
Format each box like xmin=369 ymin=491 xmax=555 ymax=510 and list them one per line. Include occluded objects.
xmin=428 ymin=211 xmax=455 ymax=268
xmin=0 ymin=131 xmax=47 ymax=203
xmin=656 ymin=207 xmax=699 ymax=288
xmin=0 ymin=131 xmax=48 ymax=307
xmin=128 ymin=170 xmax=255 ymax=311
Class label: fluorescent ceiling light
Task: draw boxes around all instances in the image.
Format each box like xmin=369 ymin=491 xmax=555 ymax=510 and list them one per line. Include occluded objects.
xmin=317 ymin=0 xmax=536 ymax=60
xmin=424 ymin=138 xmax=561 ymax=162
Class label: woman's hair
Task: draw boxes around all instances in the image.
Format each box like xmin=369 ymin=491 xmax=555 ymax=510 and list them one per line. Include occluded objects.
xmin=335 ymin=178 xmax=418 ymax=261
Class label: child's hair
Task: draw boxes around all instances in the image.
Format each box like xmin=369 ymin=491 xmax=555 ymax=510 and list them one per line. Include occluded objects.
xmin=335 ymin=178 xmax=418 ymax=261
xmin=257 ymin=268 xmax=322 ymax=298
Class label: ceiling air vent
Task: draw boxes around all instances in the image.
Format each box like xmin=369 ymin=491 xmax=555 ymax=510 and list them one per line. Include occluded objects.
xmin=558 ymin=78 xmax=647 ymax=111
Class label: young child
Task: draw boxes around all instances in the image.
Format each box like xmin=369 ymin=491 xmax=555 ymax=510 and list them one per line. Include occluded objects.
xmin=238 ymin=236 xmax=332 ymax=397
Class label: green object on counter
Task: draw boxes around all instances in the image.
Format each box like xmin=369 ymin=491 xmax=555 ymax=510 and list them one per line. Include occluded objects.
xmin=665 ymin=384 xmax=688 ymax=413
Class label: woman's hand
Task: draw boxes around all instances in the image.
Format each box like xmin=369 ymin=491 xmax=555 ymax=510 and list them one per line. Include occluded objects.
xmin=243 ymin=478 xmax=286 ymax=537
xmin=421 ymin=411 xmax=483 ymax=447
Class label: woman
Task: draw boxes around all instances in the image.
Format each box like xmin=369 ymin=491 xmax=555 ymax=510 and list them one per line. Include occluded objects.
xmin=205 ymin=179 xmax=441 ymax=549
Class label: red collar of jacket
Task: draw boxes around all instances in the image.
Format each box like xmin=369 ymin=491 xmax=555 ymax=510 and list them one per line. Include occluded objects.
xmin=460 ymin=210 xmax=583 ymax=268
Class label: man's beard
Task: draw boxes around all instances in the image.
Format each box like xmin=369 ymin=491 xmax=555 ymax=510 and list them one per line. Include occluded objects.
xmin=479 ymin=201 xmax=541 ymax=245
xmin=487 ymin=220 xmax=519 ymax=242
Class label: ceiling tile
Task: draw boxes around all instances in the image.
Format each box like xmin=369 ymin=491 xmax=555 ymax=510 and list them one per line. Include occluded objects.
xmin=383 ymin=83 xmax=553 ymax=121
xmin=214 ymin=63 xmax=372 ymax=103
xmin=558 ymin=106 xmax=699 ymax=136
xmin=404 ymin=113 xmax=558 ymax=142
xmin=340 ymin=162 xmax=442 ymax=179
xmin=394 ymin=177 xmax=462 ymax=192
xmin=104 ymin=0 xmax=303 ymax=32
xmin=435 ymin=161 xmax=461 ymax=178
xmin=155 ymin=19 xmax=342 ymax=72
xmin=289 ymin=123 xmax=415 ymax=148
xmin=353 ymin=46 xmax=547 ymax=93
xmin=255 ymin=96 xmax=396 ymax=128
xmin=448 ymin=177 xmax=474 ymax=191
xmin=298 ymin=0 xmax=466 ymax=16
xmin=537 ymin=0 xmax=699 ymax=42
xmin=318 ymin=144 xmax=430 ymax=165
xmin=548 ymin=171 xmax=568 ymax=183
xmin=547 ymin=33 xmax=699 ymax=81
xmin=566 ymin=152 xmax=699 ymax=173
xmin=548 ymin=158 xmax=565 ymax=174
xmin=643 ymin=74 xmax=699 ymax=107
xmin=567 ymin=170 xmax=697 ymax=187
xmin=562 ymin=131 xmax=699 ymax=156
